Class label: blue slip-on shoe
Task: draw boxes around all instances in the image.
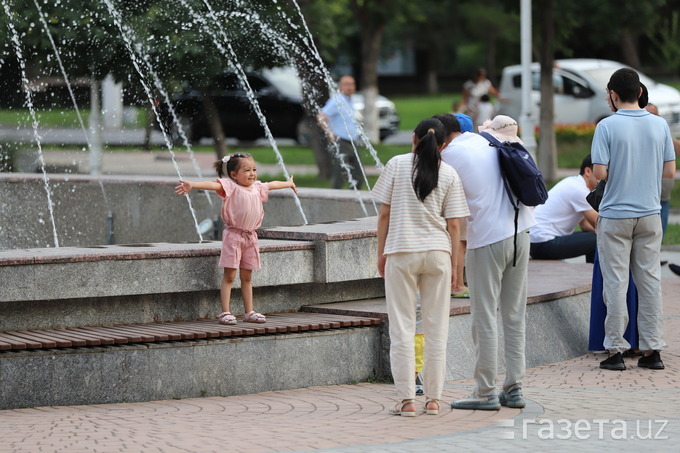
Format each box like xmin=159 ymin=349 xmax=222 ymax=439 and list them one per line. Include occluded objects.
xmin=498 ymin=387 xmax=526 ymax=408
xmin=450 ymin=394 xmax=501 ymax=411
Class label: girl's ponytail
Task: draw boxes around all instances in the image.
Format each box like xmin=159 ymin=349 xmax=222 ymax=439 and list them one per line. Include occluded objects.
xmin=411 ymin=118 xmax=445 ymax=202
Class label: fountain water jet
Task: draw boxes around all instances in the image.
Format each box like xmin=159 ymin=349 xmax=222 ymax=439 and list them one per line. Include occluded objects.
xmin=2 ymin=0 xmax=59 ymax=247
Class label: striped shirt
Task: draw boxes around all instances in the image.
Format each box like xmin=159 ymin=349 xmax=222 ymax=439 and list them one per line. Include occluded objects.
xmin=372 ymin=153 xmax=469 ymax=255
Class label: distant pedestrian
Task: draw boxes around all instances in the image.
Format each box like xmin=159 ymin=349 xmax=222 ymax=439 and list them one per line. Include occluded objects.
xmin=175 ymin=153 xmax=297 ymax=325
xmin=593 ymin=68 xmax=676 ymax=371
xmin=318 ymin=75 xmax=363 ymax=189
xmin=373 ymin=117 xmax=469 ymax=417
xmin=461 ymin=68 xmax=503 ymax=131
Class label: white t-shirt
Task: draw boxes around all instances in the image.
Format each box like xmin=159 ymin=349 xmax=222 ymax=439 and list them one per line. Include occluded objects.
xmin=440 ymin=132 xmax=535 ymax=250
xmin=530 ymin=175 xmax=592 ymax=243
xmin=371 ymin=153 xmax=469 ymax=255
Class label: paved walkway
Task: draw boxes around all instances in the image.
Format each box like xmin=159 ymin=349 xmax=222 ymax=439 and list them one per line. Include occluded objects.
xmin=1 ymin=272 xmax=679 ymax=452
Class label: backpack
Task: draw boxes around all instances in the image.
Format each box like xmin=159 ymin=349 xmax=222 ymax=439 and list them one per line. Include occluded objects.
xmin=479 ymin=131 xmax=548 ymax=265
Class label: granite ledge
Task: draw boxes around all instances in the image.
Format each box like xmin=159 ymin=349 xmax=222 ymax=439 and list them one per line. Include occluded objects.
xmin=0 ymin=238 xmax=314 ymax=267
xmin=259 ymin=216 xmax=377 ymax=241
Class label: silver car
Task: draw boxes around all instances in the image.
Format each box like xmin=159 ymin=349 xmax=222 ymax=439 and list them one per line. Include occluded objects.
xmin=497 ymin=58 xmax=680 ymax=135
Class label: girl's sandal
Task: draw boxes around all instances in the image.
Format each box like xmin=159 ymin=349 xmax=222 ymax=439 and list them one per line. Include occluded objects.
xmin=425 ymin=399 xmax=440 ymax=415
xmin=389 ymin=399 xmax=416 ymax=417
xmin=243 ymin=311 xmax=266 ymax=323
xmin=218 ymin=312 xmax=237 ymax=325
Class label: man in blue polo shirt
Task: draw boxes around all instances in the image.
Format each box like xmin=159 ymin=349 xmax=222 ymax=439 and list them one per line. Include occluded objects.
xmin=592 ymin=68 xmax=676 ymax=371
xmin=318 ymin=75 xmax=363 ymax=189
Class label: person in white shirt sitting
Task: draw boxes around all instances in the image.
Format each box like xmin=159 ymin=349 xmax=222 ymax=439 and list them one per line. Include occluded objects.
xmin=529 ymin=154 xmax=599 ymax=263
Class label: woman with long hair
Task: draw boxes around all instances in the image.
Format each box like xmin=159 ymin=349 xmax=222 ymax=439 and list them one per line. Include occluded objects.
xmin=373 ymin=117 xmax=469 ymax=416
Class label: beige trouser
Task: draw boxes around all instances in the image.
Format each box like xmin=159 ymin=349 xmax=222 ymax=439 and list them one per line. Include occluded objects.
xmin=467 ymin=232 xmax=529 ymax=397
xmin=597 ymin=215 xmax=665 ymax=353
xmin=385 ymin=250 xmax=451 ymax=402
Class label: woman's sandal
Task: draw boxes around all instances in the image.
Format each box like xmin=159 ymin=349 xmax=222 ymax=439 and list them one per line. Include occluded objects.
xmin=425 ymin=399 xmax=440 ymax=415
xmin=218 ymin=312 xmax=237 ymax=325
xmin=243 ymin=311 xmax=266 ymax=323
xmin=389 ymin=399 xmax=416 ymax=417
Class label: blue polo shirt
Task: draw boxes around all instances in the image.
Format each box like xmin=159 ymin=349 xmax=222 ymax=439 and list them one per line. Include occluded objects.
xmin=321 ymin=94 xmax=359 ymax=141
xmin=591 ymin=109 xmax=675 ymax=219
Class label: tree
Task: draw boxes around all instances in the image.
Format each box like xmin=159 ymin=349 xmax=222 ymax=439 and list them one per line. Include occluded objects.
xmin=536 ymin=0 xmax=557 ymax=183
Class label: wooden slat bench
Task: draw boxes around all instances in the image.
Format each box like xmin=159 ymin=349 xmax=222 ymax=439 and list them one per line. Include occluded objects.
xmin=0 ymin=312 xmax=382 ymax=351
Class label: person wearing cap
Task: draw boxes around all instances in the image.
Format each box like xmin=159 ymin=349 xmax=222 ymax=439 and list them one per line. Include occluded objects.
xmin=592 ymin=68 xmax=676 ymax=372
xmin=529 ymin=154 xmax=598 ymax=263
xmin=442 ymin=115 xmax=535 ymax=411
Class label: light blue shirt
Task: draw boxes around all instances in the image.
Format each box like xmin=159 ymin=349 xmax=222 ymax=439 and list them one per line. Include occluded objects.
xmin=591 ymin=109 xmax=675 ymax=219
xmin=321 ymin=94 xmax=359 ymax=141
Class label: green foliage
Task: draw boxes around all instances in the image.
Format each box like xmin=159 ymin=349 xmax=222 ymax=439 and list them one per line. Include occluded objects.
xmin=649 ymin=10 xmax=680 ymax=72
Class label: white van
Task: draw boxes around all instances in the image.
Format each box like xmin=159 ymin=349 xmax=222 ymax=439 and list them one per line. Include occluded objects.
xmin=496 ymin=58 xmax=680 ymax=135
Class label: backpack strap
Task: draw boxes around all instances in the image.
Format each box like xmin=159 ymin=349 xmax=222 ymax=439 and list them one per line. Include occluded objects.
xmin=479 ymin=132 xmax=520 ymax=266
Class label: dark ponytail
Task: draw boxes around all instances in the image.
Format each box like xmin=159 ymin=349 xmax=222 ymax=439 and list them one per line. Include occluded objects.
xmin=213 ymin=152 xmax=253 ymax=178
xmin=412 ymin=118 xmax=445 ymax=202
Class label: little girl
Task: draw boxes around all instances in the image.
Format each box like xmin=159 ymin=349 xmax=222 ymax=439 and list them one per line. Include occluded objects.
xmin=175 ymin=153 xmax=297 ymax=325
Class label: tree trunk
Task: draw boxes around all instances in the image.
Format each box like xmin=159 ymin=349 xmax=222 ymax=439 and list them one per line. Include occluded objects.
xmin=352 ymin=1 xmax=386 ymax=145
xmin=143 ymin=103 xmax=153 ymax=151
xmin=200 ymin=88 xmax=228 ymax=160
xmin=620 ymin=30 xmax=641 ymax=68
xmin=88 ymin=77 xmax=103 ymax=176
xmin=294 ymin=47 xmax=332 ymax=179
xmin=426 ymin=48 xmax=438 ymax=95
xmin=538 ymin=0 xmax=557 ymax=183
xmin=359 ymin=25 xmax=383 ymax=144
xmin=485 ymin=30 xmax=498 ymax=81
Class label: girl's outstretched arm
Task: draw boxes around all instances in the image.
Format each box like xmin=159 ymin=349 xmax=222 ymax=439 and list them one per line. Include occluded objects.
xmin=175 ymin=180 xmax=221 ymax=195
xmin=267 ymin=176 xmax=298 ymax=194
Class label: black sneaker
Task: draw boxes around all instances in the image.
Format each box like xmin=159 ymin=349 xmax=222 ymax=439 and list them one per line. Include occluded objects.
xmin=669 ymin=263 xmax=680 ymax=276
xmin=600 ymin=352 xmax=626 ymax=371
xmin=638 ymin=351 xmax=665 ymax=370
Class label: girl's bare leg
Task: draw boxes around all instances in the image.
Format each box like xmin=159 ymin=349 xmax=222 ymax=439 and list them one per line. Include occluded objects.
xmin=221 ymin=268 xmax=237 ymax=313
xmin=452 ymin=240 xmax=468 ymax=295
xmin=239 ymin=268 xmax=254 ymax=313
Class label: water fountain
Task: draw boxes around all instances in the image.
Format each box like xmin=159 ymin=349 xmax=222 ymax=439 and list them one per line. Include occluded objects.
xmin=0 ymin=1 xmax=595 ymax=411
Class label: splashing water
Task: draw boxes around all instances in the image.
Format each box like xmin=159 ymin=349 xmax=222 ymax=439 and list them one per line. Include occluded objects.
xmin=137 ymin=51 xmax=215 ymax=208
xmin=2 ymin=0 xmax=59 ymax=247
xmin=180 ymin=0 xmax=309 ymax=225
xmin=286 ymin=1 xmax=383 ymax=213
xmin=222 ymin=3 xmax=374 ymax=215
xmin=102 ymin=0 xmax=205 ymax=242
xmin=32 ymin=0 xmax=114 ymax=220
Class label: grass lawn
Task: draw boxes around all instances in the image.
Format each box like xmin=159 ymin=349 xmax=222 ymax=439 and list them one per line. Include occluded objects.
xmin=391 ymin=93 xmax=460 ymax=131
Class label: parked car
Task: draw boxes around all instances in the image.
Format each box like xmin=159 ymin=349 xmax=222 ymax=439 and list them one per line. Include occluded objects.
xmin=157 ymin=67 xmax=400 ymax=145
xmin=496 ymin=58 xmax=680 ymax=135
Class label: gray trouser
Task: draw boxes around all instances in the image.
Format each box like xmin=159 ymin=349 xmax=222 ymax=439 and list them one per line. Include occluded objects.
xmin=467 ymin=232 xmax=529 ymax=396
xmin=597 ymin=215 xmax=665 ymax=353
xmin=331 ymin=139 xmax=363 ymax=190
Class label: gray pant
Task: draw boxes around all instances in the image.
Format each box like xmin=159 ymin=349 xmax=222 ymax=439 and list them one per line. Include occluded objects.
xmin=597 ymin=215 xmax=665 ymax=353
xmin=467 ymin=232 xmax=529 ymax=397
xmin=331 ymin=139 xmax=363 ymax=190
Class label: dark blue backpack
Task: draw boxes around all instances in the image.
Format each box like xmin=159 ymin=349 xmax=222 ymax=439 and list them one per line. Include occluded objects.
xmin=480 ymin=131 xmax=548 ymax=265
